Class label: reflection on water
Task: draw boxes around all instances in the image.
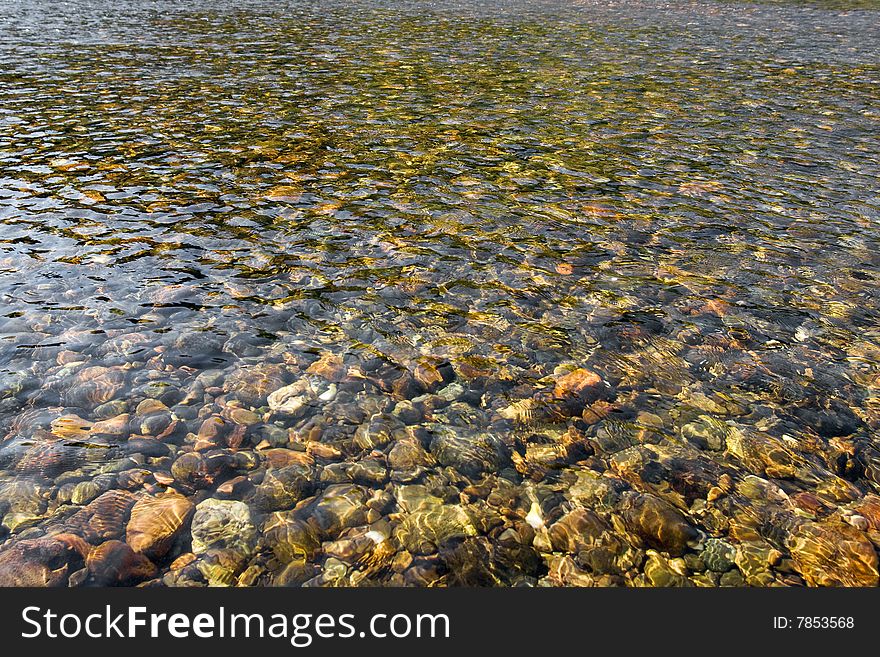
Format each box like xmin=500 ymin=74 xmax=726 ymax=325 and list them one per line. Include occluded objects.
xmin=0 ymin=0 xmax=879 ymax=586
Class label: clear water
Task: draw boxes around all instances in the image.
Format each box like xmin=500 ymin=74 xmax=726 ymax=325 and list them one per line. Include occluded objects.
xmin=0 ymin=0 xmax=879 ymax=587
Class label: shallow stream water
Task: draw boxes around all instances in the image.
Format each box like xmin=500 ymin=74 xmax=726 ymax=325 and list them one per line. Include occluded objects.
xmin=0 ymin=0 xmax=879 ymax=586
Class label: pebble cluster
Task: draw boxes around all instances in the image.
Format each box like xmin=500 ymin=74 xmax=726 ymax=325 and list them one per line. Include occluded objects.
xmin=1 ymin=334 xmax=879 ymax=587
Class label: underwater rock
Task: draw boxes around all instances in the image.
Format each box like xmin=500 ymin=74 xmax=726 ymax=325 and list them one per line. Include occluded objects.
xmin=346 ymin=459 xmax=387 ymax=486
xmin=310 ymin=484 xmax=369 ymax=537
xmin=267 ymin=379 xmax=314 ymax=417
xmin=643 ymin=551 xmax=692 ymax=587
xmin=225 ymin=364 xmax=287 ymax=407
xmin=251 ymin=463 xmax=314 ymax=512
xmin=0 ymin=533 xmax=88 ymax=586
xmin=492 ymin=527 xmax=545 ymax=581
xmin=413 ymin=357 xmax=455 ymax=393
xmin=131 ymin=399 xmax=174 ymax=437
xmin=67 ymin=490 xmax=139 ymax=544
xmin=353 ymin=414 xmax=403 ymax=451
xmin=388 ymin=435 xmax=432 ymax=474
xmin=263 ymin=512 xmax=322 ymax=562
xmin=191 ymin=499 xmax=257 ymax=557
xmin=306 ymin=352 xmax=345 ymax=382
xmin=440 ymin=537 xmax=499 ymax=586
xmin=0 ymin=480 xmax=49 ymax=533
xmin=428 ymin=424 xmax=509 ymax=478
xmin=619 ymin=492 xmax=700 ymax=556
xmin=679 ymin=415 xmax=729 ymax=451
xmin=701 ymin=538 xmax=737 ymax=572
xmin=91 ymin=413 xmax=131 ymax=439
xmin=87 ymin=540 xmax=158 ymax=585
xmin=15 ymin=436 xmax=87 ymax=478
xmin=787 ymin=521 xmax=879 ymax=587
xmin=324 ymin=526 xmax=393 ymax=567
xmin=395 ymin=504 xmax=477 ymax=555
xmin=554 ymin=368 xmax=602 ymax=400
xmin=63 ymin=366 xmax=124 ymax=409
xmin=273 ymin=559 xmax=321 ymax=586
xmin=548 ymin=508 xmax=613 ymax=553
xmin=792 ymin=399 xmax=861 ymax=438
xmin=170 ymin=451 xmax=229 ymax=490
xmin=553 ymin=368 xmax=603 ymax=415
xmin=192 ymin=548 xmax=243 ymax=587
xmin=126 ymin=493 xmax=195 ymax=559
xmin=70 ymin=475 xmax=116 ymax=506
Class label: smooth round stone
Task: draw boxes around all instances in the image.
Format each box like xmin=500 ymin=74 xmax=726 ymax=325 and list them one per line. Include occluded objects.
xmin=191 ymin=499 xmax=257 ymax=558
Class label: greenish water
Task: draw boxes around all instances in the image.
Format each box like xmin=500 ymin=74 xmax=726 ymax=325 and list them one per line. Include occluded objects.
xmin=0 ymin=0 xmax=879 ymax=587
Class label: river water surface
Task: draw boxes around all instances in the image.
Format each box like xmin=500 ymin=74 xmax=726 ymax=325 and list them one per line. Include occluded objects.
xmin=1 ymin=0 xmax=879 ymax=587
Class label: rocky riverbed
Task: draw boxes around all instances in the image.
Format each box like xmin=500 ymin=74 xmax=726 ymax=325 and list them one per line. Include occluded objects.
xmin=1 ymin=0 xmax=879 ymax=587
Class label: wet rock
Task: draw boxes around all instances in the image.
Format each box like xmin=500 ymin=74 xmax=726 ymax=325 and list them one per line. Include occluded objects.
xmin=67 ymin=490 xmax=139 ymax=544
xmin=91 ymin=413 xmax=131 ymax=439
xmin=553 ymin=368 xmax=602 ymax=413
xmin=548 ymin=508 xmax=613 ymax=553
xmin=71 ymin=475 xmax=116 ymax=505
xmin=260 ymin=424 xmax=290 ymax=448
xmin=131 ymin=399 xmax=174 ymax=437
xmin=644 ymin=552 xmax=691 ymax=587
xmin=15 ymin=437 xmax=87 ymax=478
xmin=0 ymin=533 xmax=88 ymax=586
xmin=164 ymin=330 xmax=227 ymax=368
xmin=792 ymin=399 xmax=861 ymax=438
xmin=273 ymin=559 xmax=321 ymax=586
xmin=262 ymin=448 xmax=314 ymax=469
xmin=171 ymin=451 xmax=228 ymax=490
xmin=194 ymin=548 xmax=243 ymax=586
xmin=787 ymin=521 xmax=879 ymax=587
xmin=196 ymin=415 xmax=228 ymax=448
xmin=306 ymin=352 xmax=345 ymax=382
xmin=492 ymin=528 xmax=544 ymax=580
xmin=354 ymin=414 xmax=403 ymax=451
xmin=0 ymin=480 xmax=49 ymax=533
xmin=853 ymin=494 xmax=880 ymax=545
xmin=544 ymin=554 xmax=596 ymax=587
xmin=225 ymin=364 xmax=287 ymax=407
xmin=216 ymin=475 xmax=254 ymax=498
xmin=50 ymin=413 xmax=93 ymax=440
xmin=64 ymin=366 xmax=124 ymax=409
xmin=701 ymin=538 xmax=736 ymax=572
xmin=87 ymin=540 xmax=158 ymax=585
xmin=310 ymin=484 xmax=369 ymax=537
xmin=680 ymin=415 xmax=729 ymax=451
xmin=191 ymin=499 xmax=257 ymax=557
xmin=394 ymin=484 xmax=446 ymax=513
xmin=413 ymin=357 xmax=455 ymax=393
xmin=619 ymin=492 xmax=700 ymax=556
xmin=347 ymin=460 xmax=387 ymax=485
xmin=94 ymin=400 xmax=129 ymax=420
xmin=252 ymin=464 xmax=314 ymax=512
xmin=126 ymin=493 xmax=195 ymax=559
xmin=267 ymin=379 xmax=314 ymax=417
xmin=392 ymin=372 xmax=423 ymax=400
xmin=734 ymin=543 xmax=777 ymax=586
xmin=427 ymin=424 xmax=509 ymax=478
xmin=440 ymin=537 xmax=499 ymax=586
xmin=392 ymin=399 xmax=424 ymax=425
xmin=263 ymin=512 xmax=322 ymax=562
xmin=395 ymin=504 xmax=477 ymax=555
xmin=388 ymin=435 xmax=432 ymax=473
xmin=324 ymin=526 xmax=394 ymax=568
xmin=568 ymin=470 xmax=625 ymax=512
